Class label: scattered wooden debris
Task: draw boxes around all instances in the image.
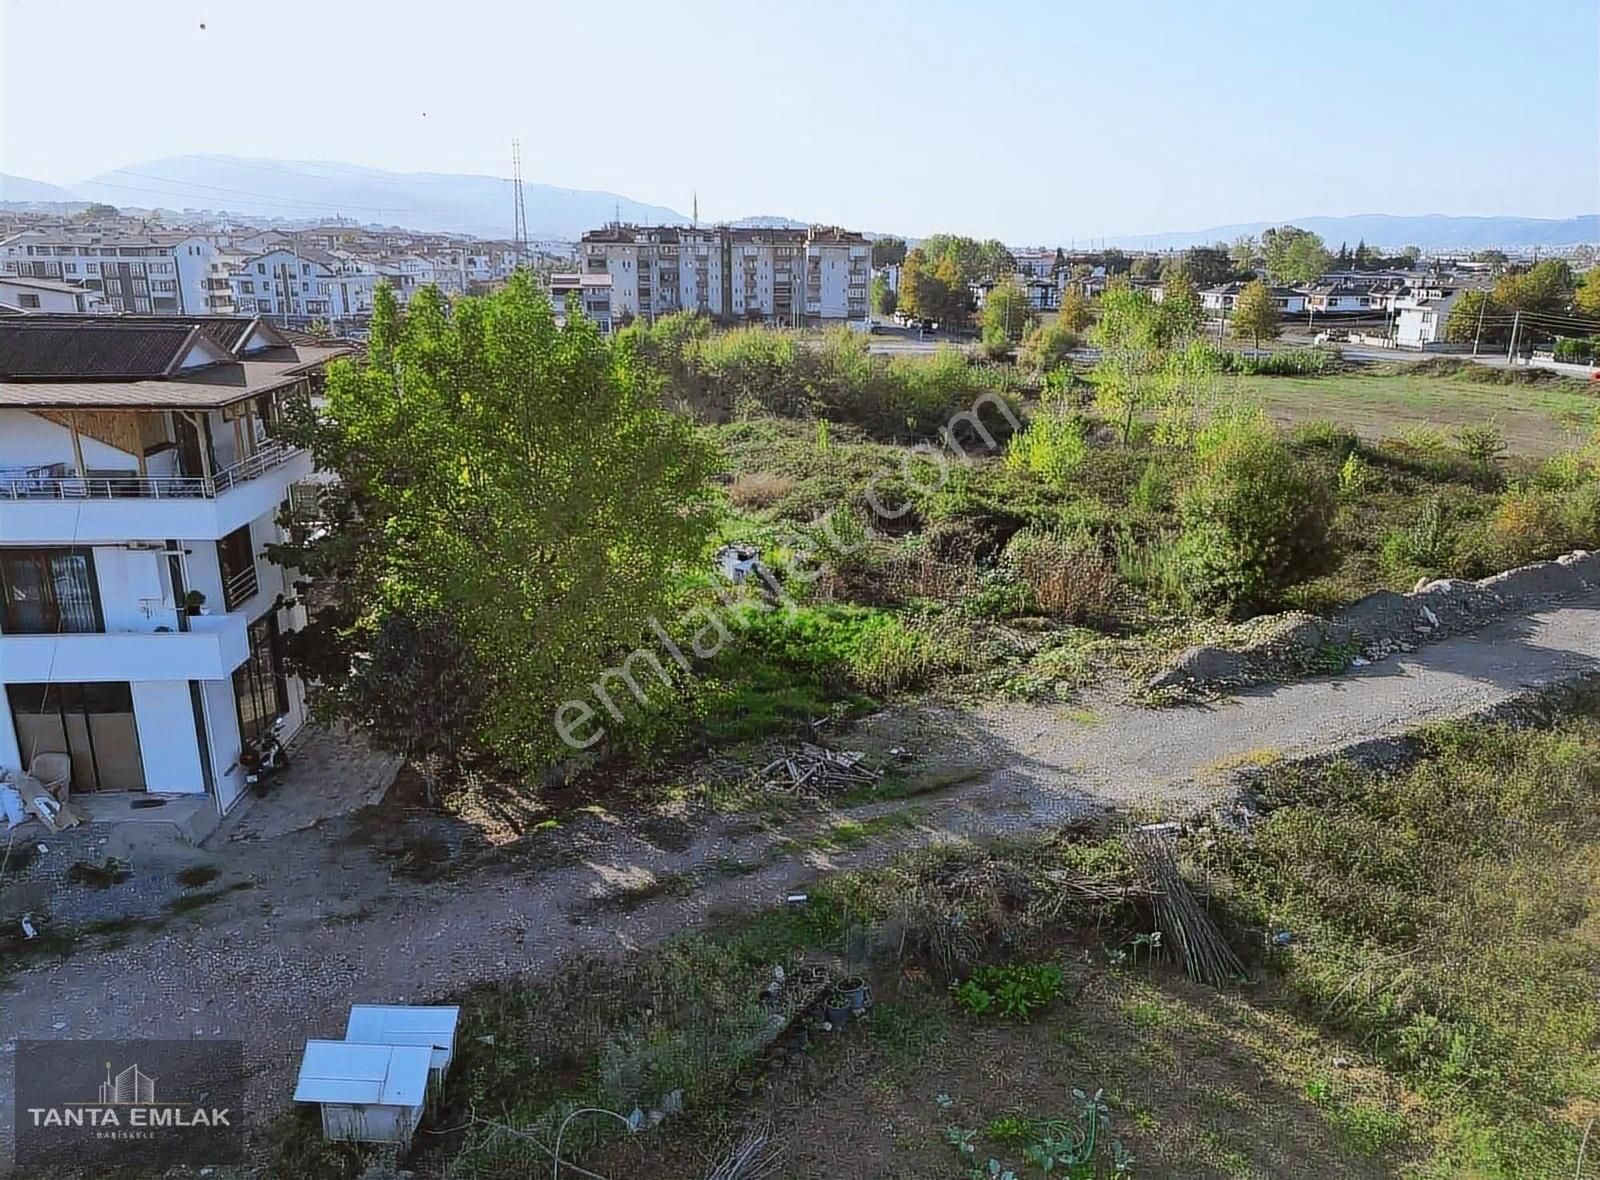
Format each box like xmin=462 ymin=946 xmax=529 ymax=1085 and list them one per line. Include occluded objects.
xmin=704 ymin=1121 xmax=784 ymax=1180
xmin=758 ymin=744 xmax=881 ymax=794
xmin=1128 ymin=826 xmax=1246 ymax=988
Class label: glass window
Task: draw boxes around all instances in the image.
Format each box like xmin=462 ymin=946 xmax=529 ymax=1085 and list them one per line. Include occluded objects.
xmin=0 ymin=548 xmax=102 ymax=634
xmin=6 ymin=681 xmax=143 ymax=792
xmin=216 ymin=525 xmax=258 ymax=610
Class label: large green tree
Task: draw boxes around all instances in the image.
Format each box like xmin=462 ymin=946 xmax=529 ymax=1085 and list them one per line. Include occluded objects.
xmin=1175 ymin=244 xmax=1236 ymax=288
xmin=277 ymin=277 xmax=718 ymax=774
xmin=871 ymin=236 xmax=907 ymax=268
xmin=1231 ymin=279 xmax=1281 ymax=349
xmin=1576 ymin=268 xmax=1600 ymax=317
xmin=981 ymin=275 xmax=1035 ymax=345
xmin=1261 ymin=226 xmax=1331 ymax=285
xmin=870 ymin=274 xmax=897 ymax=316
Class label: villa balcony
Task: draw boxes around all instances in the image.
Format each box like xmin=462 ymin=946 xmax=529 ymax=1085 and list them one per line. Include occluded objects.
xmin=0 ymin=442 xmax=312 ymax=543
xmin=0 ymin=612 xmax=249 ymax=683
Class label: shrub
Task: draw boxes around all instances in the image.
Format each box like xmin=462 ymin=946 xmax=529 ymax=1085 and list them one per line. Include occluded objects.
xmin=1129 ymin=459 xmax=1175 ymax=515
xmin=1487 ymin=489 xmax=1570 ymax=565
xmin=1002 ymin=529 xmax=1117 ymax=622
xmin=1018 ymin=318 xmax=1081 ymax=372
xmin=1380 ymin=495 xmax=1457 ymax=579
xmin=1532 ymin=450 xmax=1595 ymax=492
xmin=728 ymin=471 xmax=799 ymax=510
xmin=1337 ymin=452 xmax=1370 ymax=499
xmin=1291 ymin=418 xmax=1359 ymax=458
xmin=1005 ymin=411 xmax=1088 ymax=489
xmin=1178 ymin=429 xmax=1335 ymax=611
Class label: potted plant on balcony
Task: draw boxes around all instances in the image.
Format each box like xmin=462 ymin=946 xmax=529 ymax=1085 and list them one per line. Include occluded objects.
xmin=185 ymin=590 xmax=207 ymax=617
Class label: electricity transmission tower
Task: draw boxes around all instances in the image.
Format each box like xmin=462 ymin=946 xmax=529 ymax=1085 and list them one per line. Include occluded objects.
xmin=511 ymin=138 xmax=529 ymax=269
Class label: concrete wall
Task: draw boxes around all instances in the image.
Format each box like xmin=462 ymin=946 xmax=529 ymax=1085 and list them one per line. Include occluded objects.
xmin=130 ymin=681 xmax=206 ymax=793
xmin=0 ymin=409 xmax=134 ymax=472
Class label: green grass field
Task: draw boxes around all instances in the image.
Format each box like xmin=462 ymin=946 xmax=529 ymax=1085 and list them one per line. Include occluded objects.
xmin=1238 ymin=370 xmax=1600 ymax=456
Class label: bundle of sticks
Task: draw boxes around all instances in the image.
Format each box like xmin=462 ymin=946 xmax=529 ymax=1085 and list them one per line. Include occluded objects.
xmin=704 ymin=1122 xmax=784 ymax=1180
xmin=759 ymin=743 xmax=881 ymax=793
xmin=1128 ymin=826 xmax=1246 ymax=988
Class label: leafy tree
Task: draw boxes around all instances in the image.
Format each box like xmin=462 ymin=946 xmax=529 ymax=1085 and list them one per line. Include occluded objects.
xmin=1400 ymin=245 xmax=1422 ymax=267
xmin=1018 ymin=317 xmax=1081 ymax=372
xmin=1261 ymin=225 xmax=1331 ymax=284
xmin=1177 ymin=245 xmax=1235 ymax=288
xmin=1131 ymin=255 xmax=1163 ymax=280
xmin=1493 ymin=259 xmax=1575 ymax=317
xmin=1352 ymin=239 xmax=1376 ymax=270
xmin=1444 ymin=290 xmax=1505 ymax=347
xmin=1229 ymin=236 xmax=1259 ymax=272
xmin=1231 ymin=279 xmax=1281 ymax=349
xmin=920 ymin=234 xmax=1013 ymax=286
xmin=1056 ymin=287 xmax=1093 ymax=334
xmin=1576 ymin=268 xmax=1600 ymax=317
xmin=1155 ymin=270 xmax=1203 ymax=344
xmin=276 ymin=278 xmax=718 ymax=775
xmin=1100 ymin=248 xmax=1130 ymax=275
xmin=871 ymin=236 xmax=907 ymax=268
xmin=982 ymin=276 xmax=1035 ymax=345
xmin=1091 ymin=283 xmax=1165 ymax=443
xmin=871 ymin=274 xmax=897 ymax=316
xmin=80 ymin=202 xmax=119 ymax=219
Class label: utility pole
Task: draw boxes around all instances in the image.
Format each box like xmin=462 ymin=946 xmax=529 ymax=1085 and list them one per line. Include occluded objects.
xmin=1506 ymin=310 xmax=1521 ymax=365
xmin=1471 ymin=291 xmax=1487 ymax=357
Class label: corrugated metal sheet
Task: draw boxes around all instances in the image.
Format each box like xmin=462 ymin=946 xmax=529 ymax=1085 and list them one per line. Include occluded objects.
xmin=293 ymin=1040 xmax=432 ymax=1107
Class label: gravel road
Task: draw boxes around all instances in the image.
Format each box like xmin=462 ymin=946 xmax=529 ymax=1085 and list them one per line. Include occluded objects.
xmin=3 ymin=593 xmax=1598 ymax=1174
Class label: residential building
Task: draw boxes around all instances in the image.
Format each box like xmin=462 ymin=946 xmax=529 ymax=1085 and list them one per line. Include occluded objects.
xmin=0 ymin=230 xmax=227 ymax=314
xmin=0 ymin=314 xmax=350 ymax=815
xmin=1200 ymin=282 xmax=1307 ymax=315
xmin=548 ymin=273 xmax=614 ymax=333
xmin=581 ymin=224 xmax=870 ymax=325
xmin=1304 ymin=280 xmax=1380 ymax=315
xmin=1394 ymin=287 xmax=1464 ymax=349
xmin=0 ymin=276 xmax=109 ymax=314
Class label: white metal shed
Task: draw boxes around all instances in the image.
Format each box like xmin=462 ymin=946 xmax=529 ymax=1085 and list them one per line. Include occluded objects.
xmin=344 ymin=1004 xmax=461 ymax=1085
xmin=292 ymin=1039 xmax=433 ymax=1145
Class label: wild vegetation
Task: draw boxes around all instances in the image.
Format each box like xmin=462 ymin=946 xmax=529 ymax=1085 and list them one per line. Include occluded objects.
xmin=282 ymin=278 xmax=1600 ymax=798
xmin=265 ymin=706 xmax=1600 ymax=1178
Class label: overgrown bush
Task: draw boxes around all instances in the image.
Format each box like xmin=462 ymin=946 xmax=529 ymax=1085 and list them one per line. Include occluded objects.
xmin=1178 ymin=423 xmax=1335 ymax=611
xmin=1487 ymin=488 xmax=1570 ymax=565
xmin=1001 ymin=529 xmax=1117 ymax=622
xmin=1004 ymin=409 xmax=1088 ymax=489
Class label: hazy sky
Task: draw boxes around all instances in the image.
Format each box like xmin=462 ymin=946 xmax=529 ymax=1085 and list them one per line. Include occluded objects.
xmin=2 ymin=0 xmax=1596 ymax=241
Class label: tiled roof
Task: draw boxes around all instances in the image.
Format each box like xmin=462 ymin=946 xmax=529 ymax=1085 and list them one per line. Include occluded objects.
xmin=0 ymin=321 xmax=204 ymax=379
xmin=0 ymin=345 xmax=349 ymax=409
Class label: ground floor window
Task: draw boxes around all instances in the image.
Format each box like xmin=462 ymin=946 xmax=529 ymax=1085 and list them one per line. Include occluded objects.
xmin=6 ymin=681 xmax=144 ymax=792
xmin=232 ymin=615 xmax=285 ymax=744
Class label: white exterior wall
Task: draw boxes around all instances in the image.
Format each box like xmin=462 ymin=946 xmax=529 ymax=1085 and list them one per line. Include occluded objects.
xmin=130 ymin=681 xmax=207 ymax=793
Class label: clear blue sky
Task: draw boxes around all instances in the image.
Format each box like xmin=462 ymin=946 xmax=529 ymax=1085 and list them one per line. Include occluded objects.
xmin=2 ymin=0 xmax=1595 ymax=241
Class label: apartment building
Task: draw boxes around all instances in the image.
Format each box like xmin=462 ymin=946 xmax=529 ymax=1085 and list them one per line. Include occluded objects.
xmin=548 ymin=273 xmax=614 ymax=333
xmin=0 ymin=230 xmax=228 ymax=314
xmin=580 ymin=225 xmax=870 ymax=325
xmin=230 ymin=249 xmax=386 ymax=320
xmin=0 ymin=314 xmax=350 ymax=816
xmin=0 ymin=276 xmax=109 ymax=314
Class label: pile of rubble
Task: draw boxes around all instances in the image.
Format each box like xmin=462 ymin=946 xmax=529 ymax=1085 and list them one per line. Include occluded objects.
xmin=1149 ymin=549 xmax=1600 ymax=695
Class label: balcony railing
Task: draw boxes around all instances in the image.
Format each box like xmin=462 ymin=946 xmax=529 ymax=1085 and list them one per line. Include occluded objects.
xmin=1 ymin=441 xmax=305 ymax=502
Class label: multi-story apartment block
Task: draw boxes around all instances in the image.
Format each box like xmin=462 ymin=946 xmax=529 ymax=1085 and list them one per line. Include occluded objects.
xmin=0 ymin=314 xmax=350 ymax=816
xmin=548 ymin=273 xmax=614 ymax=333
xmin=229 ymin=249 xmax=387 ymax=321
xmin=0 ymin=275 xmax=110 ymax=314
xmin=0 ymin=230 xmax=229 ymax=314
xmin=581 ymin=225 xmax=870 ymax=325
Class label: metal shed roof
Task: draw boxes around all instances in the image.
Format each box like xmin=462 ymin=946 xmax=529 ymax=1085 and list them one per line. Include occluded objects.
xmin=293 ymin=1040 xmax=432 ymax=1108
xmin=345 ymin=1005 xmax=460 ymax=1070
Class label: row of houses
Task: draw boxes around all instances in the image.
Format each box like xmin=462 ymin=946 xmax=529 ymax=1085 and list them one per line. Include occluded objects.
xmin=0 ymin=219 xmax=566 ymax=323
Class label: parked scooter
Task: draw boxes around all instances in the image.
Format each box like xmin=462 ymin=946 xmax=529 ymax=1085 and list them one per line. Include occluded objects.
xmin=240 ymin=718 xmax=291 ymax=795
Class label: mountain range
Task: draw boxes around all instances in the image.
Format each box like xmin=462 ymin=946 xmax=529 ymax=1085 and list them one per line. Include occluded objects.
xmin=2 ymin=156 xmax=1596 ymax=249
xmin=1104 ymin=213 xmax=1600 ymax=252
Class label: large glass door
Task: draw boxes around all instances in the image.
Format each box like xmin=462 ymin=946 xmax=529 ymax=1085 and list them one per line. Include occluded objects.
xmin=6 ymin=682 xmax=145 ymax=792
xmin=0 ymin=548 xmax=103 ymax=634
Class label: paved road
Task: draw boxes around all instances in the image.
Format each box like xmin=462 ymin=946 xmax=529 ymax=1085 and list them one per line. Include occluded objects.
xmin=3 ymin=595 xmax=1599 ymax=1170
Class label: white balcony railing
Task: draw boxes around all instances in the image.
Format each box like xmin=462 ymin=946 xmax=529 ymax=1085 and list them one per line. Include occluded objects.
xmin=1 ymin=442 xmax=305 ymax=502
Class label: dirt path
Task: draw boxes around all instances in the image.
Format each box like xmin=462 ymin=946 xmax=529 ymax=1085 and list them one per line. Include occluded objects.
xmin=3 ymin=594 xmax=1599 ymax=1171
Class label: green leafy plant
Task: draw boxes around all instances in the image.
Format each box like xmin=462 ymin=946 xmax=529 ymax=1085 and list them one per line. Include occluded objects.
xmin=952 ymin=962 xmax=1066 ymax=1022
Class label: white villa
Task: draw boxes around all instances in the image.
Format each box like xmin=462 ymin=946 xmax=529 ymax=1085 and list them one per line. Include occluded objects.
xmin=0 ymin=314 xmax=349 ymax=815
